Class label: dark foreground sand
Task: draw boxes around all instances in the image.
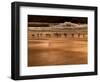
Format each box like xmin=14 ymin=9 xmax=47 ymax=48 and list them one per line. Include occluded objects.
xmin=28 ymin=38 xmax=87 ymax=66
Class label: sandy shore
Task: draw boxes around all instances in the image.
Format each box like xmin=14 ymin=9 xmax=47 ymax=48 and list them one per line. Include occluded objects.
xmin=28 ymin=38 xmax=87 ymax=66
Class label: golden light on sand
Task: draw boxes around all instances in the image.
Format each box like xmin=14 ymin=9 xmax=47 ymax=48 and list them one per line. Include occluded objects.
xmin=28 ymin=38 xmax=87 ymax=66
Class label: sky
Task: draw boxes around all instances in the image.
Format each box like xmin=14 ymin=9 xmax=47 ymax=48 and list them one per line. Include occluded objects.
xmin=28 ymin=15 xmax=87 ymax=24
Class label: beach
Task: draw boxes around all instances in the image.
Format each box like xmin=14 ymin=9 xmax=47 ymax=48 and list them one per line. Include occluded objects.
xmin=28 ymin=38 xmax=87 ymax=66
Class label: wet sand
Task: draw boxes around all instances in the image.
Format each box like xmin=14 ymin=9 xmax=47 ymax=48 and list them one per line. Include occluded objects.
xmin=28 ymin=38 xmax=87 ymax=66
